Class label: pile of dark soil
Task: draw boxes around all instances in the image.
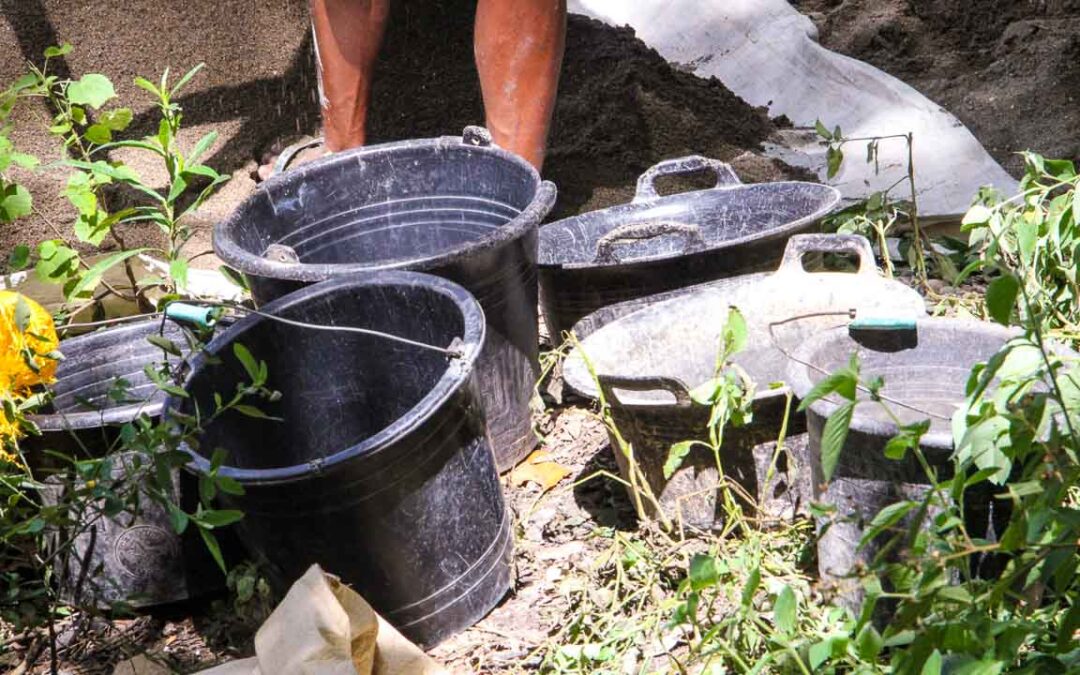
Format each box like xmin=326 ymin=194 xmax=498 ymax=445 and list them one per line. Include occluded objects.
xmin=369 ymin=2 xmax=790 ymax=218
xmin=794 ymin=0 xmax=1080 ymax=175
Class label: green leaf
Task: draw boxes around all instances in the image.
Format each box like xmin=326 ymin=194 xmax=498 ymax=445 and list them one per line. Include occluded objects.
xmin=66 ymin=74 xmax=115 ymax=109
xmin=198 ymin=509 xmax=244 ymax=528
xmin=188 ymin=131 xmax=219 ymax=165
xmin=855 ymin=623 xmax=883 ymax=660
xmin=232 ymin=343 xmax=260 ymax=382
xmin=858 ymin=500 xmax=916 ymax=548
xmin=66 ymin=248 xmax=146 ymax=299
xmin=8 ymin=244 xmax=30 ymax=270
xmin=809 ymin=640 xmax=832 ymax=670
xmin=0 ymin=183 xmax=32 ymax=222
xmin=797 ymin=355 xmax=859 ymax=411
xmin=985 ymin=274 xmax=1019 ymax=326
xmin=216 ymin=475 xmax=245 ymax=496
xmin=815 ymin=119 xmax=831 ymax=140
xmin=14 ymin=295 xmax=30 ymax=332
xmin=168 ymin=503 xmax=189 ymax=534
xmin=820 ymin=400 xmax=856 ymax=482
xmin=35 ymin=242 xmax=78 ymax=282
xmin=199 ymin=526 xmax=227 ymax=574
xmin=723 ymin=306 xmax=748 ymax=356
xmin=962 ymin=204 xmax=993 ymax=227
xmin=1057 ymin=602 xmax=1080 ymax=653
xmin=740 ymin=567 xmax=761 ymax=607
xmin=99 ymin=108 xmax=132 ymax=132
xmin=146 ymin=334 xmax=183 ymax=357
xmin=826 ymin=146 xmax=844 ymax=179
xmin=133 ymin=76 xmax=161 ymax=98
xmin=43 ymin=43 xmax=72 ymax=58
xmin=921 ymin=649 xmax=942 ymax=675
xmin=218 ymin=265 xmax=249 ymax=291
xmin=664 ymin=440 xmax=696 ymax=479
xmin=773 ymin=585 xmax=796 ymax=634
xmin=232 ymin=404 xmax=274 ymax=420
xmin=169 ymin=258 xmax=189 ymax=291
xmin=688 ymin=554 xmax=719 ymax=591
xmin=170 ymin=63 xmax=205 ymax=96
xmin=83 ymin=123 xmax=111 ymax=145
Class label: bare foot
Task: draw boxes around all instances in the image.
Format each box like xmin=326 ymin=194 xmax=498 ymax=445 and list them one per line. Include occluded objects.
xmin=253 ymin=136 xmax=327 ymax=182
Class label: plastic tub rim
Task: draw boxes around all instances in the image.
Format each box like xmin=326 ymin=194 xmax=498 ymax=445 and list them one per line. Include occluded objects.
xmin=30 ymin=319 xmax=183 ymax=432
xmin=537 ymin=180 xmax=842 ymax=270
xmin=786 ymin=318 xmax=1020 ymax=450
xmin=213 ymin=135 xmax=556 ymax=283
xmin=167 ymin=271 xmax=486 ymax=485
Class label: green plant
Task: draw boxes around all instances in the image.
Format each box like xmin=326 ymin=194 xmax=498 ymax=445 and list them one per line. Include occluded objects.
xmin=0 ymin=320 xmax=276 ymax=669
xmin=2 ymin=45 xmax=228 ymax=320
xmin=963 ymin=153 xmax=1080 ymax=340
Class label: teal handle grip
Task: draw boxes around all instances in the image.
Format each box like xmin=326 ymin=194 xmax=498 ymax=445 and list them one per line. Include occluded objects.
xmin=165 ymin=302 xmax=216 ymax=328
xmin=849 ymin=317 xmax=917 ymax=331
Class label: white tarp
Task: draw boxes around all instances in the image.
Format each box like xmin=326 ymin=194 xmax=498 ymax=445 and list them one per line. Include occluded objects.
xmin=569 ymin=0 xmax=1018 ymax=221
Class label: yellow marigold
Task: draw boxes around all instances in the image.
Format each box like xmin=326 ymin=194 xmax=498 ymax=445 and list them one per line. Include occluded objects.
xmin=0 ymin=291 xmax=59 ymax=395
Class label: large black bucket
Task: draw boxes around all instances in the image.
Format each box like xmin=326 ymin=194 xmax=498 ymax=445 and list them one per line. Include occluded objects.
xmin=165 ymin=273 xmax=511 ymax=648
xmin=538 ymin=156 xmax=841 ymax=338
xmin=213 ymin=127 xmax=557 ymax=471
xmin=29 ymin=320 xmax=223 ymax=608
xmin=786 ymin=319 xmax=1018 ymax=605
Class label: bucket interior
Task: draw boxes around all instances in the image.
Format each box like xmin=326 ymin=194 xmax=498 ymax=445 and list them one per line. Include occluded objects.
xmin=798 ymin=323 xmax=1012 ymax=434
xmin=230 ymin=145 xmax=539 ymax=267
xmin=44 ymin=322 xmax=187 ymax=417
xmin=185 ymin=283 xmax=468 ymax=471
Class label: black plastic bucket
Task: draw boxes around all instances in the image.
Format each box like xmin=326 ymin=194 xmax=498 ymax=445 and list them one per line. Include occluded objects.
xmin=538 ymin=156 xmax=841 ymax=339
xmin=29 ymin=320 xmax=224 ymax=608
xmin=787 ymin=319 xmax=1018 ymax=603
xmin=213 ymin=127 xmax=557 ymax=471
xmin=166 ymin=272 xmax=511 ymax=648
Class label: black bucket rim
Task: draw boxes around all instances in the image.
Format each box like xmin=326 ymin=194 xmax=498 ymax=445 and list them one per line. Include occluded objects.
xmin=213 ymin=133 xmax=557 ymax=283
xmin=787 ymin=318 xmax=1018 ymax=449
xmin=167 ymin=271 xmax=486 ymax=485
xmin=537 ymin=180 xmax=842 ymax=271
xmin=29 ymin=319 xmax=185 ymax=432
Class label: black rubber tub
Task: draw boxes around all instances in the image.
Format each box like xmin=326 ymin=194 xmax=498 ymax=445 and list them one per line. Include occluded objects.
xmin=29 ymin=319 xmax=224 ymax=608
xmin=165 ymin=272 xmax=511 ymax=649
xmin=538 ymin=155 xmax=841 ymax=339
xmin=562 ymin=234 xmax=926 ymax=530
xmin=787 ymin=319 xmax=1018 ymax=604
xmin=213 ymin=127 xmax=557 ymax=472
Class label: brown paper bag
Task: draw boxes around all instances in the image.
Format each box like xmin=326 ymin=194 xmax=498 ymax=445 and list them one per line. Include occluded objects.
xmin=197 ymin=565 xmax=449 ymax=675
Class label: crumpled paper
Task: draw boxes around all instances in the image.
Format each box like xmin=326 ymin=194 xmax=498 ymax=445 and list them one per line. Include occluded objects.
xmin=197 ymin=564 xmax=449 ymax=675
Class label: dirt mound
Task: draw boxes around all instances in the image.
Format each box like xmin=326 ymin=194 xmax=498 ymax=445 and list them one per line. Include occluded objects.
xmin=350 ymin=4 xmax=789 ymax=217
xmin=796 ymin=0 xmax=1080 ymax=175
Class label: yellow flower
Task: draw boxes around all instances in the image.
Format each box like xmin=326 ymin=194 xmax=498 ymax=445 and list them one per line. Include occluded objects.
xmin=0 ymin=291 xmax=59 ymax=396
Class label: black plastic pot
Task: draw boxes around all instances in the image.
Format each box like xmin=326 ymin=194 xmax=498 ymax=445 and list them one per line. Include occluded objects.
xmin=213 ymin=127 xmax=557 ymax=472
xmin=538 ymin=156 xmax=841 ymax=339
xmin=29 ymin=320 xmax=224 ymax=608
xmin=787 ymin=319 xmax=1018 ymax=603
xmin=166 ymin=272 xmax=511 ymax=649
xmin=562 ymin=235 xmax=926 ymax=530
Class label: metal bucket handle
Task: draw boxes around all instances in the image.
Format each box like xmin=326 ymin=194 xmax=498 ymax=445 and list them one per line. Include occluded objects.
xmin=597 ymin=374 xmax=692 ymax=407
xmin=593 ymin=221 xmax=706 ymax=264
xmin=633 ymin=155 xmax=741 ymax=202
xmin=777 ymin=234 xmax=878 ymax=276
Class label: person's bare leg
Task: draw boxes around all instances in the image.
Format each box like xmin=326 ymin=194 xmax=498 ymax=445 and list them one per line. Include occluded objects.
xmin=257 ymin=0 xmax=388 ymax=180
xmin=474 ymin=0 xmax=566 ymax=170
xmin=312 ymin=0 xmax=389 ymax=151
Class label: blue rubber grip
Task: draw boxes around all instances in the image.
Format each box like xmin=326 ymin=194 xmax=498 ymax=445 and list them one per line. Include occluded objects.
xmin=165 ymin=302 xmax=216 ymax=328
xmin=849 ymin=317 xmax=917 ymax=331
